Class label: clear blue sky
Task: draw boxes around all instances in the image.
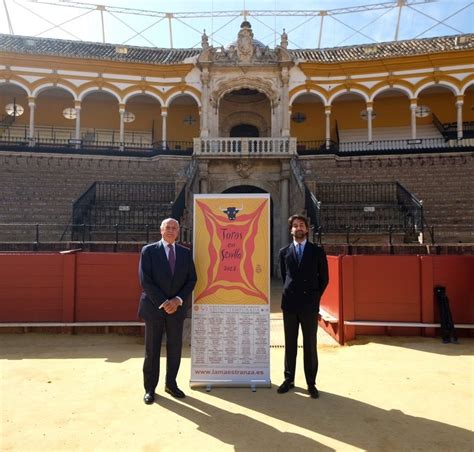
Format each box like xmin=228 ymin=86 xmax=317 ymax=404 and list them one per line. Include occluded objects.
xmin=1 ymin=0 xmax=473 ymax=49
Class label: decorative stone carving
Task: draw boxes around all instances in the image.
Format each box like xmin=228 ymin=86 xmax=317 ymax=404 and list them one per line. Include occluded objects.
xmin=280 ymin=29 xmax=288 ymax=49
xmin=237 ymin=21 xmax=254 ymax=62
xmin=198 ymin=21 xmax=282 ymax=65
xmin=235 ymin=159 xmax=253 ymax=179
xmin=201 ymin=30 xmax=209 ymax=49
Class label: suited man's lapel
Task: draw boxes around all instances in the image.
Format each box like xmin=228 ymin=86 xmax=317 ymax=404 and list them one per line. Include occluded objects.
xmin=289 ymin=243 xmax=299 ymax=267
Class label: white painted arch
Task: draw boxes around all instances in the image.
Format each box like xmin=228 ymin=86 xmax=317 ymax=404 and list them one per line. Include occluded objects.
xmin=165 ymin=91 xmax=201 ymax=108
xmin=32 ymin=83 xmax=77 ymax=99
xmin=289 ymin=89 xmax=327 ymax=106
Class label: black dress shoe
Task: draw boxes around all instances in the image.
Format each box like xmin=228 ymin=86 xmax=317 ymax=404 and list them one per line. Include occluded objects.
xmin=143 ymin=392 xmax=155 ymax=405
xmin=165 ymin=386 xmax=186 ymax=399
xmin=308 ymin=385 xmax=319 ymax=399
xmin=277 ymin=380 xmax=294 ymax=394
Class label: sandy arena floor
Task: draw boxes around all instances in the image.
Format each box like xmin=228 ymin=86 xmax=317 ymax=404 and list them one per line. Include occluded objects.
xmin=1 ymin=332 xmax=473 ymax=451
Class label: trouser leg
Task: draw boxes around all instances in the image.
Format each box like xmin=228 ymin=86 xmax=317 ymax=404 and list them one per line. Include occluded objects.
xmin=164 ymin=314 xmax=184 ymax=388
xmin=143 ymin=320 xmax=164 ymax=392
xmin=283 ymin=310 xmax=299 ymax=382
xmin=300 ymin=312 xmax=318 ymax=386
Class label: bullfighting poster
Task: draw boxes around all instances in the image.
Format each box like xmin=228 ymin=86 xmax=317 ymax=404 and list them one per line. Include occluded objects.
xmin=190 ymin=194 xmax=271 ymax=388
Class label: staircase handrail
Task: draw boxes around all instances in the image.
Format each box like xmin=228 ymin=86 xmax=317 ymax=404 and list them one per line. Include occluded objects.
xmin=396 ymin=182 xmax=424 ymax=236
xmin=171 ymin=158 xmax=198 ymax=223
xmin=290 ymin=158 xmax=321 ymax=231
xmin=432 ymin=113 xmax=446 ymax=136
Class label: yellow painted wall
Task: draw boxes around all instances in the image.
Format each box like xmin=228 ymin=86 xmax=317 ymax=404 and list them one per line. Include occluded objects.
xmin=36 ymin=95 xmax=75 ymax=127
xmin=373 ymin=96 xmax=410 ymax=127
xmin=462 ymin=89 xmax=474 ymax=121
xmin=290 ymin=103 xmax=325 ymax=141
xmin=166 ymin=105 xmax=200 ymax=142
xmin=331 ymin=98 xmax=366 ymax=130
xmin=81 ymin=97 xmax=120 ymax=129
xmin=418 ymin=91 xmax=457 ymax=123
xmin=125 ymin=101 xmax=161 ymax=137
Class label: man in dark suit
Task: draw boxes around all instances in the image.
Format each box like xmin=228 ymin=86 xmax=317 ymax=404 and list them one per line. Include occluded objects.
xmin=277 ymin=214 xmax=329 ymax=399
xmin=138 ymin=218 xmax=197 ymax=404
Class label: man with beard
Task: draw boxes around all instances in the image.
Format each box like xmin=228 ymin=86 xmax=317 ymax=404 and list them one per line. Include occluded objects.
xmin=277 ymin=214 xmax=329 ymax=399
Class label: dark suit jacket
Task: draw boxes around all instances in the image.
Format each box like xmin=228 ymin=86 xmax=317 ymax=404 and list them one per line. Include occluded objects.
xmin=279 ymin=241 xmax=329 ymax=313
xmin=138 ymin=240 xmax=197 ymax=322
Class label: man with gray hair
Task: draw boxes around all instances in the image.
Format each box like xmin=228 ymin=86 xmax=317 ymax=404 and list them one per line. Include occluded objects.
xmin=138 ymin=218 xmax=197 ymax=404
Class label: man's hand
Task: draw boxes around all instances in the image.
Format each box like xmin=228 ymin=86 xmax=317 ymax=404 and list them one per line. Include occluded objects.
xmin=162 ymin=297 xmax=181 ymax=314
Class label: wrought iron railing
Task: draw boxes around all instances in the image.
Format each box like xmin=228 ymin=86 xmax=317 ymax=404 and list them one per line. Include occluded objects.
xmin=289 ymin=158 xmax=321 ymax=232
xmin=305 ymin=186 xmax=321 ymax=232
xmin=315 ymin=182 xmax=397 ymax=204
xmin=432 ymin=119 xmax=474 ymax=140
xmin=337 ymin=137 xmax=472 ymax=153
xmin=296 ymin=139 xmax=338 ymax=154
xmin=70 ymin=182 xmax=176 ymax=241
xmin=432 ymin=113 xmax=445 ymax=137
xmin=396 ymin=182 xmax=424 ymax=235
xmin=314 ymin=182 xmax=423 ymax=235
xmin=319 ymin=205 xmax=407 ymax=232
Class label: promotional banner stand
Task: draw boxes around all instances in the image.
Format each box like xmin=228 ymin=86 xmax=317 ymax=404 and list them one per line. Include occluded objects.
xmin=191 ymin=194 xmax=271 ymax=389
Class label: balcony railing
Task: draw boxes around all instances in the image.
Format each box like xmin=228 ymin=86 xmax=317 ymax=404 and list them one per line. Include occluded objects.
xmin=194 ymin=137 xmax=296 ymax=156
xmin=337 ymin=137 xmax=471 ymax=153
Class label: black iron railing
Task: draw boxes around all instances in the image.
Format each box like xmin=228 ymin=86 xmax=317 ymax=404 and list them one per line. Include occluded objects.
xmin=396 ymin=182 xmax=424 ymax=234
xmin=315 ymin=182 xmax=397 ymax=204
xmin=296 ymin=139 xmax=338 ymax=154
xmin=432 ymin=113 xmax=445 ymax=137
xmin=93 ymin=181 xmax=175 ymax=204
xmin=432 ymin=119 xmax=474 ymax=140
xmin=70 ymin=182 xmax=176 ymax=241
xmin=305 ymin=186 xmax=321 ymax=232
xmin=314 ymin=182 xmax=423 ymax=235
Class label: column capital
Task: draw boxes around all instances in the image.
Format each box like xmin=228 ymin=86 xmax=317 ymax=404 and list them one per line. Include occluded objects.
xmin=324 ymin=105 xmax=331 ymax=114
xmin=410 ymin=98 xmax=418 ymax=107
xmin=74 ymin=100 xmax=82 ymax=109
xmin=27 ymin=96 xmax=36 ymax=106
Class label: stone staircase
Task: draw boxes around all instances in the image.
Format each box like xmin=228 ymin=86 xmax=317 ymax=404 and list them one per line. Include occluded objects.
xmin=0 ymin=151 xmax=190 ymax=243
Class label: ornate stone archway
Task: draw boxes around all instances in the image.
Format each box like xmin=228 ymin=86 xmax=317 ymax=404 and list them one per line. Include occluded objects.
xmin=221 ymin=111 xmax=269 ymax=137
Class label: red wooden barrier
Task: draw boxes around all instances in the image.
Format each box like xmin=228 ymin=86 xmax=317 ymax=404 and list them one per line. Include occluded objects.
xmin=0 ymin=253 xmax=472 ymax=344
xmin=319 ymin=256 xmax=343 ymax=343
xmin=0 ymin=253 xmax=64 ymax=322
xmin=343 ymin=255 xmax=422 ymax=340
xmin=75 ymin=253 xmax=141 ymax=322
xmin=421 ymin=255 xmax=474 ymax=327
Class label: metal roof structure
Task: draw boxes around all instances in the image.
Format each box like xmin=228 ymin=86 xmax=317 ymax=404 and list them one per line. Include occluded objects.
xmin=1 ymin=0 xmax=473 ymax=50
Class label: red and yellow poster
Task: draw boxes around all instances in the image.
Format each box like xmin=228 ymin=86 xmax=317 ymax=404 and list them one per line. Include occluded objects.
xmin=191 ymin=194 xmax=271 ymax=388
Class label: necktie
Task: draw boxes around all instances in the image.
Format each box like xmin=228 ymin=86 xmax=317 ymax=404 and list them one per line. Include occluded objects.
xmin=168 ymin=244 xmax=175 ymax=275
xmin=297 ymin=244 xmax=303 ymax=263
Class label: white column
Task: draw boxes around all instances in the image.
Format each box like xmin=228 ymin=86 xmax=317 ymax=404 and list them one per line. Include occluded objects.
xmin=325 ymin=106 xmax=331 ymax=149
xmin=410 ymin=100 xmax=417 ymax=139
xmin=74 ymin=101 xmax=81 ymax=149
xmin=27 ymin=97 xmax=36 ymax=145
xmin=456 ymin=97 xmax=463 ymax=140
xmin=161 ymin=107 xmax=168 ymax=148
xmin=119 ymin=106 xmax=125 ymax=150
xmin=367 ymin=107 xmax=373 ymax=142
